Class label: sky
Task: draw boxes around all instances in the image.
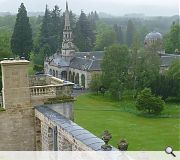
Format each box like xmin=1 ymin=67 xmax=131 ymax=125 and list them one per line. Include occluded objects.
xmin=0 ymin=0 xmax=179 ymax=16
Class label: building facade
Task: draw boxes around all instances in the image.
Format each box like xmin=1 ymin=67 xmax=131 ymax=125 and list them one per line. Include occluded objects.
xmin=44 ymin=2 xmax=102 ymax=88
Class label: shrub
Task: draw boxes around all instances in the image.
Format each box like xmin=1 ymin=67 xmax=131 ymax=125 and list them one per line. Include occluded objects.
xmin=136 ymin=88 xmax=165 ymax=114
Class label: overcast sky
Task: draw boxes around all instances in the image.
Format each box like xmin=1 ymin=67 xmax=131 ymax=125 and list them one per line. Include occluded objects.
xmin=0 ymin=0 xmax=179 ymax=16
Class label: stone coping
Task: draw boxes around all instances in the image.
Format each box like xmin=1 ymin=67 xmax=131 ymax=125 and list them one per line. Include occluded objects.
xmin=35 ymin=105 xmax=117 ymax=151
xmin=0 ymin=60 xmax=29 ymax=65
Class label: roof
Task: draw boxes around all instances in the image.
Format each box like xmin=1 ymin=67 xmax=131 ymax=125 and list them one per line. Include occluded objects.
xmin=70 ymin=57 xmax=102 ymax=71
xmin=70 ymin=51 xmax=104 ymax=71
xmin=145 ymin=31 xmax=163 ymax=41
xmin=160 ymin=54 xmax=180 ymax=67
xmin=48 ymin=53 xmax=70 ymax=67
xmin=35 ymin=105 xmax=117 ymax=151
xmin=75 ymin=51 xmax=104 ymax=60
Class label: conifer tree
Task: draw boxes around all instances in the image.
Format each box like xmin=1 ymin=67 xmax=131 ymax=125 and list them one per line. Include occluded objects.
xmin=11 ymin=3 xmax=32 ymax=60
xmin=126 ymin=20 xmax=135 ymax=47
xmin=114 ymin=24 xmax=124 ymax=44
xmin=74 ymin=11 xmax=94 ymax=51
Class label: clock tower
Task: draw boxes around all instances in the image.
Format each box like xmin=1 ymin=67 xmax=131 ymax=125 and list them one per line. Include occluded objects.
xmin=61 ymin=1 xmax=75 ymax=60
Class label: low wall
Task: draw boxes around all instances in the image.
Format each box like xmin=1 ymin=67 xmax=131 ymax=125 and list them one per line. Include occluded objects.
xmin=35 ymin=106 xmax=117 ymax=151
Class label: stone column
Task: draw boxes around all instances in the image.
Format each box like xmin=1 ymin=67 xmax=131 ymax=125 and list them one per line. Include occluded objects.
xmin=1 ymin=60 xmax=31 ymax=109
xmin=0 ymin=60 xmax=35 ymax=150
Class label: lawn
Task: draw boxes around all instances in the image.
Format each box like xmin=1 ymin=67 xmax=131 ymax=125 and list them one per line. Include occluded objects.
xmin=74 ymin=93 xmax=180 ymax=151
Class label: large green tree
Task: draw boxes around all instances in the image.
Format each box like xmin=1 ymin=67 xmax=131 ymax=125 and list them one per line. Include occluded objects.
xmin=114 ymin=24 xmax=124 ymax=44
xmin=126 ymin=20 xmax=135 ymax=47
xmin=101 ymin=44 xmax=130 ymax=99
xmin=11 ymin=3 xmax=32 ymax=59
xmin=95 ymin=28 xmax=116 ymax=51
xmin=130 ymin=49 xmax=160 ymax=94
xmin=164 ymin=22 xmax=180 ymax=54
xmin=74 ymin=11 xmax=94 ymax=51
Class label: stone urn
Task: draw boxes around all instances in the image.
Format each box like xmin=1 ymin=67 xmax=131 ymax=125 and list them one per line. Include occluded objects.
xmin=101 ymin=130 xmax=112 ymax=151
xmin=118 ymin=139 xmax=128 ymax=151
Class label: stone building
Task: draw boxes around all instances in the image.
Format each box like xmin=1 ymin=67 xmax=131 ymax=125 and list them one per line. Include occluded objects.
xmin=44 ymin=2 xmax=103 ymax=88
xmin=144 ymin=31 xmax=180 ymax=71
xmin=44 ymin=3 xmax=180 ymax=88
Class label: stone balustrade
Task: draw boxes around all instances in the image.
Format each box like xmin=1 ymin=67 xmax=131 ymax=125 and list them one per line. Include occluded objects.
xmin=30 ymin=85 xmax=56 ymax=96
xmin=29 ymin=74 xmax=73 ymax=98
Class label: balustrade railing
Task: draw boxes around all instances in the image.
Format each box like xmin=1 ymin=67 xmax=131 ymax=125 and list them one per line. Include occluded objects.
xmin=30 ymin=85 xmax=57 ymax=96
xmin=29 ymin=74 xmax=73 ymax=98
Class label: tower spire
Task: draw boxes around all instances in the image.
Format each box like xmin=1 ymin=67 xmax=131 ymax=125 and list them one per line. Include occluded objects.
xmin=61 ymin=1 xmax=75 ymax=59
xmin=64 ymin=1 xmax=70 ymax=29
xmin=66 ymin=1 xmax=68 ymax=11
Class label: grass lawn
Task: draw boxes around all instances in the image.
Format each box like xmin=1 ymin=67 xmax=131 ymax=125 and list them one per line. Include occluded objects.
xmin=74 ymin=93 xmax=180 ymax=151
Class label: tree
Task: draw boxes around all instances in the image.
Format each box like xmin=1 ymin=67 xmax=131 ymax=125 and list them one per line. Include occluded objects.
xmin=89 ymin=74 xmax=102 ymax=94
xmin=36 ymin=5 xmax=53 ymax=54
xmin=11 ymin=3 xmax=32 ymax=60
xmin=114 ymin=24 xmax=124 ymax=44
xmin=74 ymin=11 xmax=94 ymax=51
xmin=150 ymin=74 xmax=179 ymax=100
xmin=136 ymin=88 xmax=165 ymax=115
xmin=95 ymin=24 xmax=116 ymax=51
xmin=101 ymin=44 xmax=130 ymax=99
xmin=0 ymin=29 xmax=12 ymax=59
xmin=167 ymin=60 xmax=180 ymax=80
xmin=126 ymin=20 xmax=135 ymax=47
xmin=130 ymin=49 xmax=160 ymax=93
xmin=164 ymin=22 xmax=180 ymax=54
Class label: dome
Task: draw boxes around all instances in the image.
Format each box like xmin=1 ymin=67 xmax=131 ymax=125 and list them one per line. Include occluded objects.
xmin=145 ymin=31 xmax=163 ymax=42
xmin=144 ymin=31 xmax=163 ymax=48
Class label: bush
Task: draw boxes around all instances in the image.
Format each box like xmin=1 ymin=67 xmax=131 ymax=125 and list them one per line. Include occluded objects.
xmin=33 ymin=64 xmax=44 ymax=72
xmin=136 ymin=88 xmax=165 ymax=115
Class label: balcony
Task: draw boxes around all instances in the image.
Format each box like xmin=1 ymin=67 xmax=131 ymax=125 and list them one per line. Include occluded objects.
xmin=29 ymin=74 xmax=74 ymax=103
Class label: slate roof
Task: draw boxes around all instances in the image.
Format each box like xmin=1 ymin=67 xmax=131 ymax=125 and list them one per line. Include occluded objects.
xmin=47 ymin=50 xmax=180 ymax=70
xmin=35 ymin=105 xmax=117 ymax=151
xmin=70 ymin=57 xmax=102 ymax=71
xmin=161 ymin=54 xmax=180 ymax=67
xmin=48 ymin=53 xmax=70 ymax=67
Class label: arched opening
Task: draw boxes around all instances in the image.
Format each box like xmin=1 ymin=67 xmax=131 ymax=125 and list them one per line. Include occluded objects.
xmin=48 ymin=127 xmax=53 ymax=151
xmin=49 ymin=69 xmax=52 ymax=75
xmin=53 ymin=70 xmax=55 ymax=77
xmin=75 ymin=73 xmax=79 ymax=84
xmin=61 ymin=71 xmax=67 ymax=80
xmin=69 ymin=71 xmax=72 ymax=81
xmin=56 ymin=71 xmax=58 ymax=78
xmin=35 ymin=117 xmax=42 ymax=151
xmin=81 ymin=74 xmax=85 ymax=88
xmin=72 ymin=72 xmax=75 ymax=83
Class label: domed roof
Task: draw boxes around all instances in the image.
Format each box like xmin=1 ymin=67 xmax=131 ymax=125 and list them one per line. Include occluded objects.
xmin=145 ymin=31 xmax=163 ymax=41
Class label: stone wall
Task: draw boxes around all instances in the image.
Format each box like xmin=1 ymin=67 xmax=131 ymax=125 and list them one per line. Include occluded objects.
xmin=0 ymin=108 xmax=35 ymax=150
xmin=35 ymin=106 xmax=117 ymax=151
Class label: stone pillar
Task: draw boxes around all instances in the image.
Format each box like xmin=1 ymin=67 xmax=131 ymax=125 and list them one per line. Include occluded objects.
xmin=0 ymin=60 xmax=35 ymax=150
xmin=1 ymin=60 xmax=30 ymax=109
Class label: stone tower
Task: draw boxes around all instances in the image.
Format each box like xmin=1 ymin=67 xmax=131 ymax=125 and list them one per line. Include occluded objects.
xmin=61 ymin=1 xmax=75 ymax=60
xmin=0 ymin=60 xmax=35 ymax=150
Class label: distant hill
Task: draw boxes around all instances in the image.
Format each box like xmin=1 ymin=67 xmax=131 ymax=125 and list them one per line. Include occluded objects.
xmin=0 ymin=12 xmax=12 ymax=16
xmin=0 ymin=12 xmax=44 ymax=17
xmin=28 ymin=12 xmax=44 ymax=17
